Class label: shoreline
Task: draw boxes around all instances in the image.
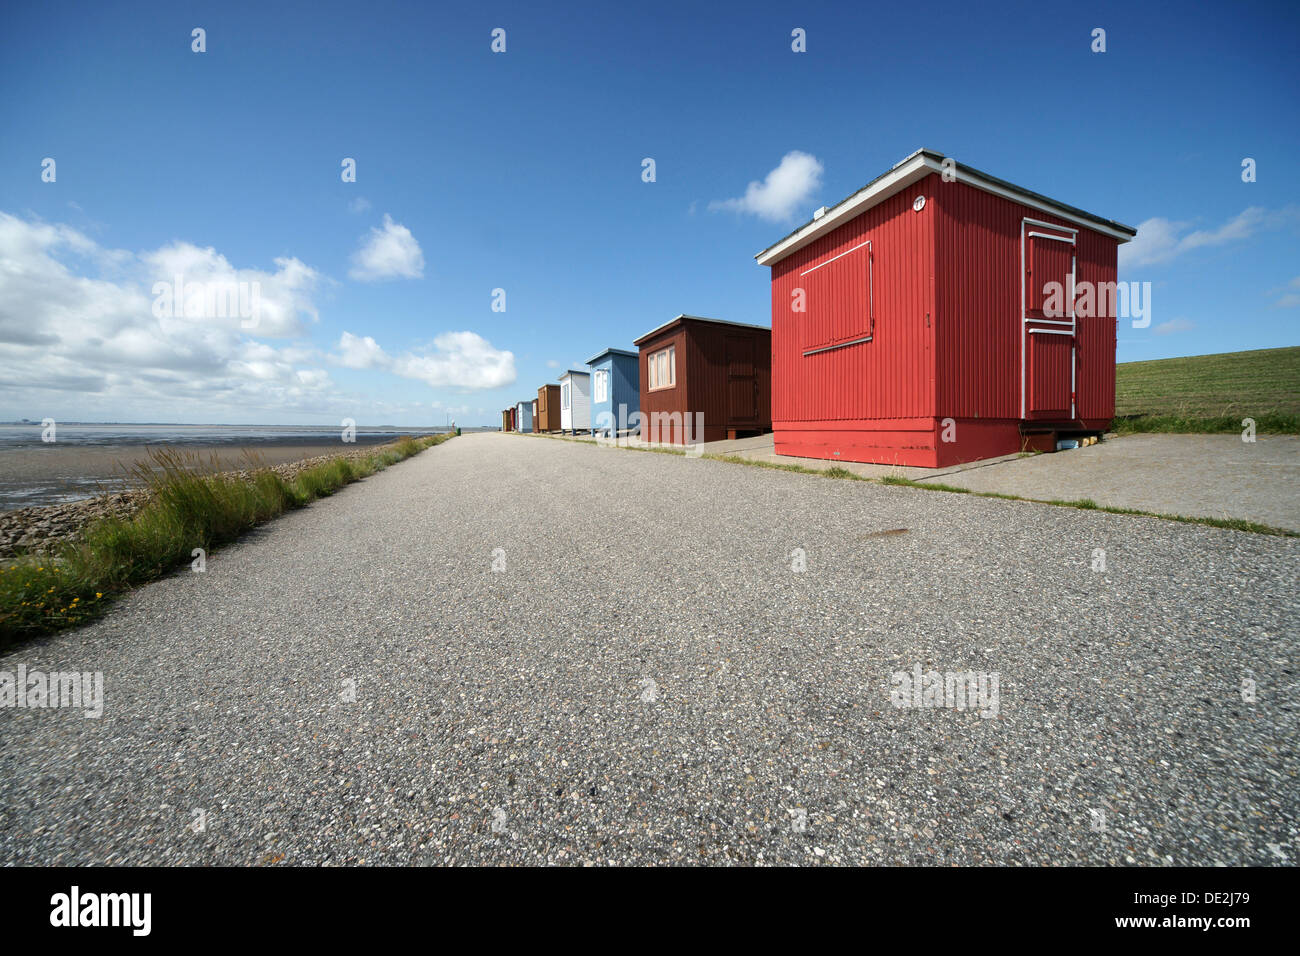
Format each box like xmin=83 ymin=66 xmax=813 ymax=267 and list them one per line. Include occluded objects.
xmin=0 ymin=439 xmax=409 ymax=513
xmin=0 ymin=442 xmax=412 ymax=559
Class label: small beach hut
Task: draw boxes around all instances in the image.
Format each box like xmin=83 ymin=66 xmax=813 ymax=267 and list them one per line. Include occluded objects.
xmin=633 ymin=314 xmax=772 ymax=444
xmin=586 ymin=347 xmax=640 ymax=436
xmin=755 ymin=148 xmax=1136 ymax=466
xmin=536 ymin=384 xmax=561 ymax=432
xmin=558 ymin=370 xmax=592 ymax=434
xmin=515 ymin=399 xmax=533 ymax=432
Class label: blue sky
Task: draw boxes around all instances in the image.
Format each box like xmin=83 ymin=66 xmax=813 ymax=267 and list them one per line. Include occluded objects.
xmin=1 ymin=0 xmax=1296 ymax=426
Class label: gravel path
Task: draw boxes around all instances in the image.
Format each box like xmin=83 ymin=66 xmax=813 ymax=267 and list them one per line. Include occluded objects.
xmin=1 ymin=432 xmax=1296 ymax=865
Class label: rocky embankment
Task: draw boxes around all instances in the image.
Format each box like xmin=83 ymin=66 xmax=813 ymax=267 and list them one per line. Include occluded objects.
xmin=0 ymin=446 xmax=395 ymax=560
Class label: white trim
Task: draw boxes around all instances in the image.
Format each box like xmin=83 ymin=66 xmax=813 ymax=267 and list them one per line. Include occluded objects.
xmin=635 ymin=313 xmax=770 ymax=344
xmin=1023 ymin=217 xmax=1078 ymax=234
xmin=801 ymin=240 xmax=874 ymax=353
xmin=1027 ymin=231 xmax=1075 ymax=242
xmin=803 ymin=335 xmax=872 ymax=356
xmin=585 ymin=347 xmax=637 ymax=365
xmin=647 ymin=344 xmax=676 ymax=391
xmin=756 ymin=152 xmax=1132 ymax=267
xmin=1027 ymin=328 xmax=1074 ymax=335
xmin=799 ymin=238 xmax=872 ymax=277
xmin=1020 ymin=219 xmax=1026 ymax=418
xmin=939 ymin=159 xmax=1131 ymax=241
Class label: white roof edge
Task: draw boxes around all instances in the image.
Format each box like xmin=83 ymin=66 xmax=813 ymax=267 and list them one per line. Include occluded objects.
xmin=634 ymin=313 xmax=772 ymax=344
xmin=557 ymin=368 xmax=590 ymax=380
xmin=585 ymin=347 xmax=638 ymax=364
xmin=755 ymin=152 xmax=1136 ymax=266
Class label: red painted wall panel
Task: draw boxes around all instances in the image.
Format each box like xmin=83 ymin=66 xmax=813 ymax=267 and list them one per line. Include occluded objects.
xmin=932 ymin=178 xmax=1119 ymax=428
xmin=1071 ymin=225 xmax=1120 ymax=427
xmin=769 ymin=182 xmax=936 ymax=426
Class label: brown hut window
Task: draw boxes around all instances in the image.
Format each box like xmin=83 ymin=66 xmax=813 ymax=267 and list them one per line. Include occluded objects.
xmin=648 ymin=346 xmax=676 ymax=390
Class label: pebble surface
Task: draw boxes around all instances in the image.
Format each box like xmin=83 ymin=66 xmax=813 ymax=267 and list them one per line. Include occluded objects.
xmin=0 ymin=432 xmax=1295 ymax=865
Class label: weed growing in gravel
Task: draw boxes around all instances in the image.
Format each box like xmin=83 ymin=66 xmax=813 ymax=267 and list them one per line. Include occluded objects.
xmin=0 ymin=434 xmax=454 ymax=646
xmin=876 ymin=475 xmax=1294 ymax=535
xmin=702 ymin=453 xmax=818 ymax=474
xmin=880 ymin=475 xmax=970 ymax=494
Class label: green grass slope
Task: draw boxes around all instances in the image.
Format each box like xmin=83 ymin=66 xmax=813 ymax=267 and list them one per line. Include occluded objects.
xmin=1114 ymin=346 xmax=1299 ymax=434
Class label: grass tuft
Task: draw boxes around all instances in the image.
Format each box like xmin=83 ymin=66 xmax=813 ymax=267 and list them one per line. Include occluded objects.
xmin=1112 ymin=411 xmax=1299 ymax=435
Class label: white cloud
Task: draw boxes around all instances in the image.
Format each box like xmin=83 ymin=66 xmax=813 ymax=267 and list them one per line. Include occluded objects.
xmin=142 ymin=241 xmax=322 ymax=338
xmin=1268 ymin=276 xmax=1300 ymax=309
xmin=0 ymin=212 xmax=341 ymax=418
xmin=1153 ymin=317 xmax=1196 ymax=335
xmin=709 ymin=151 xmax=824 ymax=223
xmin=335 ymin=331 xmax=388 ymax=368
xmin=0 ymin=211 xmax=513 ymax=424
xmin=333 ymin=329 xmax=515 ymax=389
xmin=392 ymin=332 xmax=515 ymax=389
xmin=545 ymin=359 xmax=560 ymax=368
xmin=1120 ymin=206 xmax=1299 ymax=269
xmin=348 ymin=197 xmax=372 ymax=214
xmin=349 ymin=214 xmax=424 ymax=281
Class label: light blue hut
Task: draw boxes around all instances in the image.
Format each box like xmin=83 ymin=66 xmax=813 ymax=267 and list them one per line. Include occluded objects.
xmin=515 ymin=399 xmax=533 ymax=432
xmin=586 ymin=347 xmax=640 ymax=436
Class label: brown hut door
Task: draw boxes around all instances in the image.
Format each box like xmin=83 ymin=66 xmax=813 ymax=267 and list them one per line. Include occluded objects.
xmin=725 ymin=335 xmax=758 ymax=423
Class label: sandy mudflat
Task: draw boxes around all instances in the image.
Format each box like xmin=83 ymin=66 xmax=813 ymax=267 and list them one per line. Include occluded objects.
xmin=0 ymin=439 xmax=397 ymax=511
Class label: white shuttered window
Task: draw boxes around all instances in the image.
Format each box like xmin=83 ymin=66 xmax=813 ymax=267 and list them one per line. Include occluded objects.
xmin=648 ymin=346 xmax=675 ymax=390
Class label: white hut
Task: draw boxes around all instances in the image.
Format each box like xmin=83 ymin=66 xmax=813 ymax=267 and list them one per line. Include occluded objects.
xmin=558 ymin=369 xmax=591 ymax=434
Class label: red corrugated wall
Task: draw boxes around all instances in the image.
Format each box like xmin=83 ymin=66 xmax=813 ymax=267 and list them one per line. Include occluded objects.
xmin=1073 ymin=222 xmax=1119 ymax=427
xmin=933 ymin=178 xmax=1118 ymax=430
xmin=769 ymin=182 xmax=935 ymax=426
